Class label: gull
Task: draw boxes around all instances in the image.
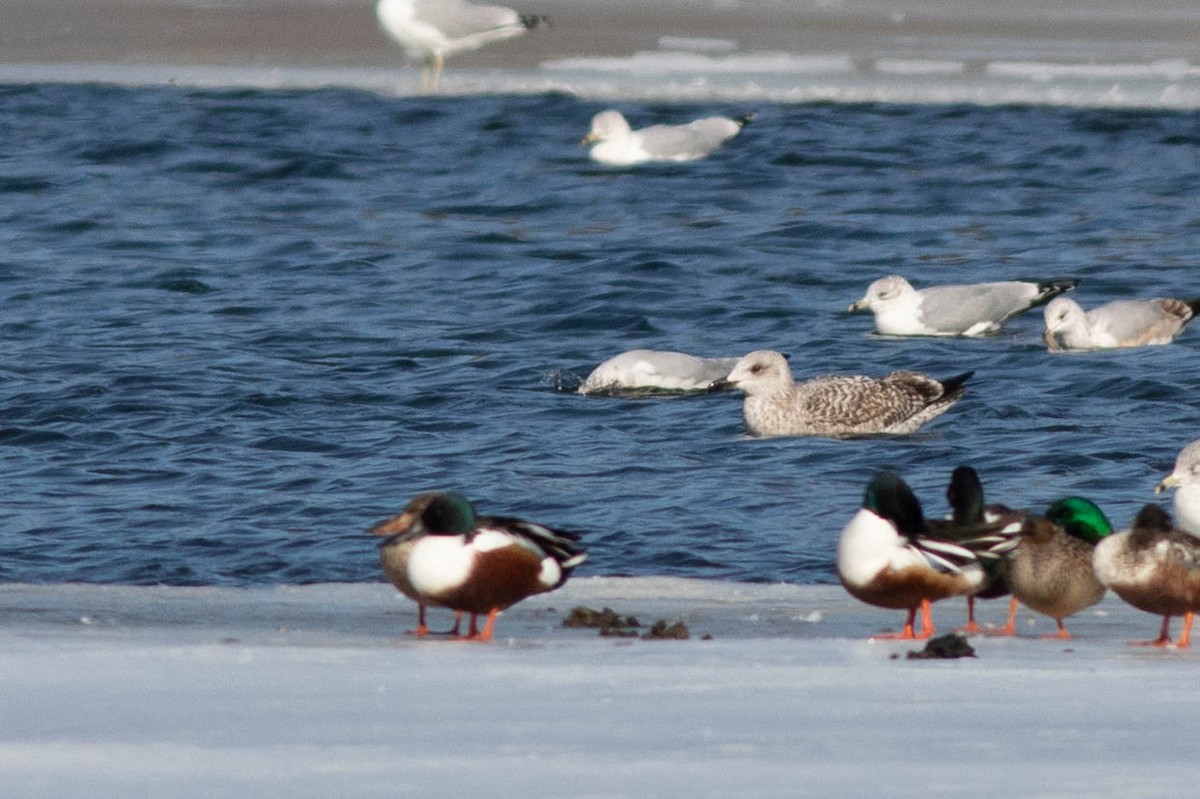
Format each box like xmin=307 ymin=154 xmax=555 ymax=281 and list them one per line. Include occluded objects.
xmin=708 ymin=350 xmax=972 ymax=438
xmin=582 ymin=110 xmax=752 ymax=166
xmin=1156 ymin=439 xmax=1200 ymax=534
xmin=376 ymin=0 xmax=547 ymax=90
xmin=1043 ymin=295 xmax=1200 ymax=351
xmin=578 ymin=350 xmax=738 ymax=395
xmin=848 ymin=275 xmax=1077 ymax=337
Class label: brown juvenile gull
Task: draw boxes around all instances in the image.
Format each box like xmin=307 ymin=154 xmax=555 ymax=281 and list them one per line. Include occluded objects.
xmin=708 ymin=350 xmax=973 ymax=438
xmin=1043 ymin=295 xmax=1200 ymax=351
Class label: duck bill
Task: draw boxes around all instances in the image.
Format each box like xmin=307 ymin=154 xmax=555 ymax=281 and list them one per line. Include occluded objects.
xmin=1156 ymin=474 xmax=1181 ymax=494
xmin=369 ymin=510 xmax=416 ymax=536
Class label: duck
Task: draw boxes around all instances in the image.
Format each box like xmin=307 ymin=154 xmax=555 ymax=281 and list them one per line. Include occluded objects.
xmin=1043 ymin=295 xmax=1200 ymax=351
xmin=930 ymin=466 xmax=1022 ymax=634
xmin=837 ymin=470 xmax=1017 ymax=639
xmin=582 ymin=110 xmax=752 ymax=166
xmin=848 ymin=275 xmax=1077 ymax=337
xmin=1155 ymin=439 xmax=1200 ymax=534
xmin=1093 ymin=504 xmax=1200 ymax=648
xmin=1003 ymin=496 xmax=1114 ymax=639
xmin=370 ymin=491 xmax=587 ymax=641
xmin=708 ymin=350 xmax=972 ymax=438
xmin=375 ymin=0 xmax=547 ymax=90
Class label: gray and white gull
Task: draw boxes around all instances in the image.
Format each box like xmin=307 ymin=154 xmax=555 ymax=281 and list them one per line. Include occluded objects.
xmin=848 ymin=275 xmax=1077 ymax=337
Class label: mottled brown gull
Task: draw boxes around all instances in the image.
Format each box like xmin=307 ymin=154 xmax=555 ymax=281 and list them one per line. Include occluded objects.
xmin=1043 ymin=295 xmax=1200 ymax=351
xmin=848 ymin=275 xmax=1077 ymax=337
xmin=708 ymin=350 xmax=972 ymax=438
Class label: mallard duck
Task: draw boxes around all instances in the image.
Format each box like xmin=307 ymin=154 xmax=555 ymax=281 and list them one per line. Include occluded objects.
xmin=708 ymin=350 xmax=972 ymax=438
xmin=1093 ymin=504 xmax=1200 ymax=648
xmin=837 ymin=470 xmax=1015 ymax=639
xmin=1005 ymin=496 xmax=1114 ymax=639
xmin=370 ymin=492 xmax=587 ymax=641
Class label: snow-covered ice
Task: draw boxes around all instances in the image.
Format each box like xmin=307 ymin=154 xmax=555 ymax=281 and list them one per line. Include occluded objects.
xmin=1 ymin=577 xmax=1196 ymax=797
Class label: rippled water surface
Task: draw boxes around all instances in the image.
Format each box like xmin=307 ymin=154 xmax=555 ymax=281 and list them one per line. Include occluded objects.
xmin=1 ymin=82 xmax=1199 ymax=585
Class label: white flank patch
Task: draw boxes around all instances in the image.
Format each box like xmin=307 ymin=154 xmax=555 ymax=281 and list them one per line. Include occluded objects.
xmin=538 ymin=558 xmax=562 ymax=589
xmin=407 ymin=536 xmax=473 ymax=597
xmin=837 ymin=510 xmax=908 ymax=588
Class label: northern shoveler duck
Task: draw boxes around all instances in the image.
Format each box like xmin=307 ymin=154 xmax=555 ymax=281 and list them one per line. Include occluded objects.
xmin=1092 ymin=504 xmax=1200 ymax=648
xmin=708 ymin=350 xmax=972 ymax=438
xmin=370 ymin=491 xmax=587 ymax=641
xmin=1004 ymin=496 xmax=1114 ymax=639
xmin=1156 ymin=439 xmax=1200 ymax=534
xmin=848 ymin=275 xmax=1076 ymax=337
xmin=931 ymin=466 xmax=1022 ymax=634
xmin=837 ymin=470 xmax=1017 ymax=640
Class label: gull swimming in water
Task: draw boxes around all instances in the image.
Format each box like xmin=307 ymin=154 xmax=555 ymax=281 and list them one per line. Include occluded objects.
xmin=376 ymin=0 xmax=547 ymax=90
xmin=1042 ymin=295 xmax=1200 ymax=351
xmin=848 ymin=275 xmax=1077 ymax=337
xmin=578 ymin=350 xmax=738 ymax=395
xmin=582 ymin=110 xmax=753 ymax=166
xmin=1156 ymin=439 xmax=1200 ymax=535
xmin=708 ymin=350 xmax=972 ymax=438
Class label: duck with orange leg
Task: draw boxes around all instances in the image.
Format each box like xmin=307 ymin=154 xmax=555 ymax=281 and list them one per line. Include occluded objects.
xmin=1092 ymin=504 xmax=1200 ymax=648
xmin=837 ymin=470 xmax=1018 ymax=640
xmin=932 ymin=466 xmax=1024 ymax=634
xmin=370 ymin=491 xmax=587 ymax=641
xmin=1002 ymin=496 xmax=1113 ymax=639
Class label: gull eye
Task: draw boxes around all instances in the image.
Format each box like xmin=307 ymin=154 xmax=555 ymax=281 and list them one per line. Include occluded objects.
xmin=750 ymin=363 xmax=765 ymax=374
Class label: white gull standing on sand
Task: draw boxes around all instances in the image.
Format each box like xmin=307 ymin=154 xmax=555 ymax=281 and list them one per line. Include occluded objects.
xmin=1042 ymin=295 xmax=1200 ymax=351
xmin=578 ymin=350 xmax=738 ymax=395
xmin=375 ymin=0 xmax=547 ymax=90
xmin=848 ymin=275 xmax=1077 ymax=337
xmin=707 ymin=350 xmax=972 ymax=438
xmin=1156 ymin=439 xmax=1200 ymax=535
xmin=582 ymin=110 xmax=752 ymax=166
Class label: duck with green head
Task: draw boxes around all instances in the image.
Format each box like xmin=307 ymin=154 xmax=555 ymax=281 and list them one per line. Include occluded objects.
xmin=931 ymin=466 xmax=1025 ymax=634
xmin=1003 ymin=496 xmax=1114 ymax=639
xmin=370 ymin=491 xmax=587 ymax=641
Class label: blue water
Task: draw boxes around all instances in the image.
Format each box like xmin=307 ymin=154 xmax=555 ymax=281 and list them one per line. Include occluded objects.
xmin=1 ymin=82 xmax=1199 ymax=586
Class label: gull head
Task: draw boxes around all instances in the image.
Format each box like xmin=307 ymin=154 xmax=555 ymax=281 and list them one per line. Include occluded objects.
xmin=1042 ymin=296 xmax=1086 ymax=350
xmin=708 ymin=350 xmax=793 ymax=396
xmin=848 ymin=275 xmax=915 ymax=313
xmin=582 ymin=110 xmax=632 ymax=146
